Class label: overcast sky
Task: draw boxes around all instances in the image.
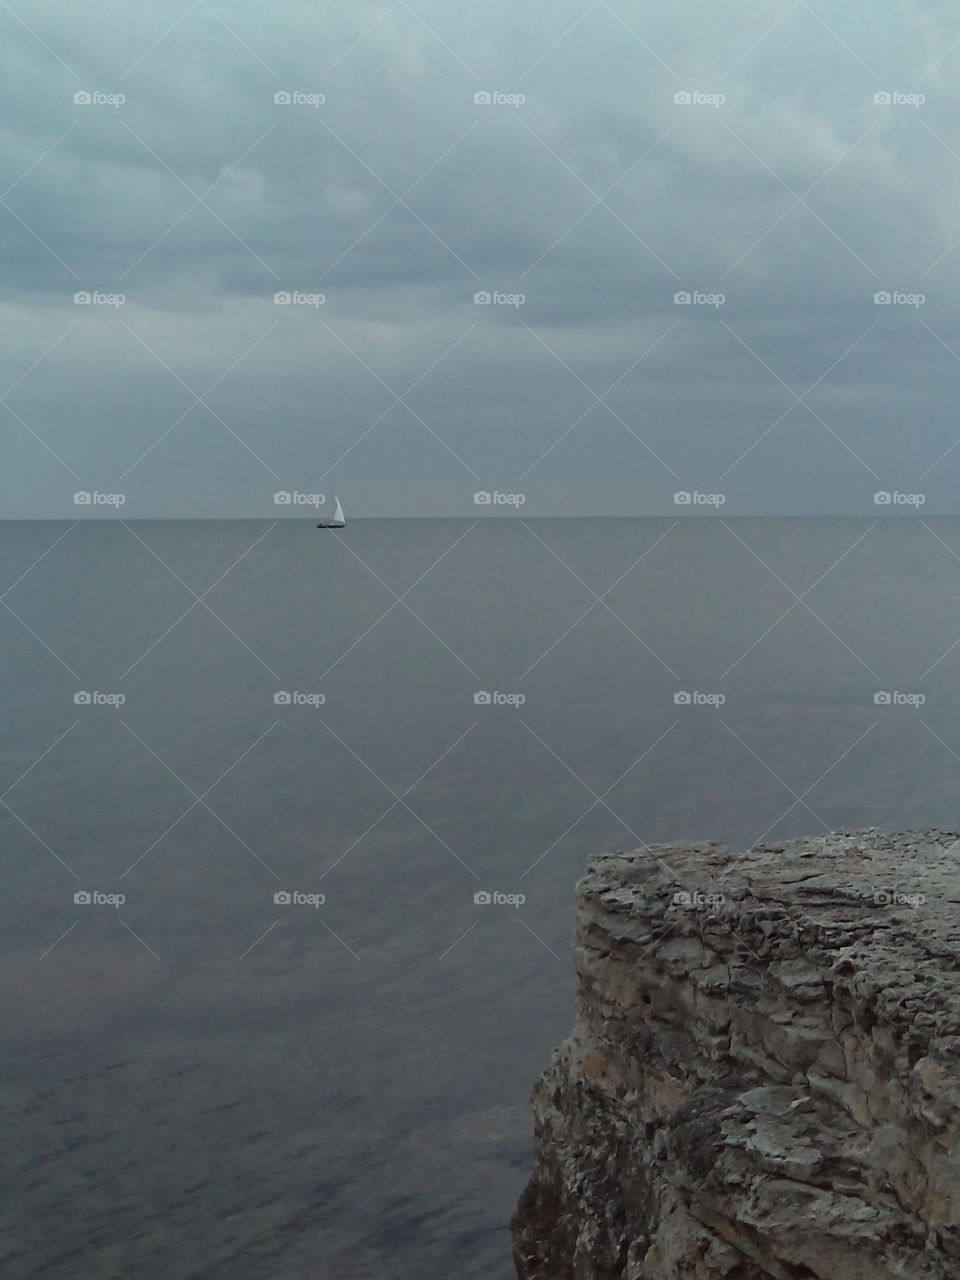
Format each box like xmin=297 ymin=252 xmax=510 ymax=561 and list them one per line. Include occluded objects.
xmin=3 ymin=0 xmax=960 ymax=516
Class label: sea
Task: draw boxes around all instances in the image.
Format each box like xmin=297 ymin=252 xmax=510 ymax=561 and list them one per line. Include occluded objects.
xmin=2 ymin=516 xmax=958 ymax=1278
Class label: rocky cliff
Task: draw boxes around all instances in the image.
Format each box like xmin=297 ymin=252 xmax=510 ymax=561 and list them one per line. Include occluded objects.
xmin=512 ymin=830 xmax=960 ymax=1279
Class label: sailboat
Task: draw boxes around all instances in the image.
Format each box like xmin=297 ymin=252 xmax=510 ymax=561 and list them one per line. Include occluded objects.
xmin=316 ymin=495 xmax=345 ymax=529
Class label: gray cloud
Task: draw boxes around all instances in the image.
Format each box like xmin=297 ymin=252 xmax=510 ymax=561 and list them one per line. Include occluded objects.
xmin=3 ymin=0 xmax=960 ymax=515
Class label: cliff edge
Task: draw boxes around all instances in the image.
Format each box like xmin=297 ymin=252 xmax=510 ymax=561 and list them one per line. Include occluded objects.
xmin=511 ymin=829 xmax=960 ymax=1279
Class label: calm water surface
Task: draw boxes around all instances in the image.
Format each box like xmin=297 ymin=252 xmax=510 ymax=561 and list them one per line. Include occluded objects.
xmin=2 ymin=517 xmax=959 ymax=1278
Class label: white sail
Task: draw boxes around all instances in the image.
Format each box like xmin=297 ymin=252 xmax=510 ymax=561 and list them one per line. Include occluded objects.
xmin=332 ymin=495 xmax=344 ymax=524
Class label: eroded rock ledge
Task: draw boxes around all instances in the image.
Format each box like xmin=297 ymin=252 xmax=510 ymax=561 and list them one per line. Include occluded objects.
xmin=511 ymin=830 xmax=960 ymax=1279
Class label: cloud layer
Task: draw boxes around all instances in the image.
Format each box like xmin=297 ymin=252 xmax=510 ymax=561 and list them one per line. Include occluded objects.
xmin=3 ymin=0 xmax=960 ymax=515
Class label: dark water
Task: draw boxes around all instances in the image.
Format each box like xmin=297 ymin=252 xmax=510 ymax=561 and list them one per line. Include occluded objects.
xmin=2 ymin=516 xmax=960 ymax=1278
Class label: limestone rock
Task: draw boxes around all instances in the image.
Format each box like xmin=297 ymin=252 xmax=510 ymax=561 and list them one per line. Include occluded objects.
xmin=512 ymin=829 xmax=960 ymax=1278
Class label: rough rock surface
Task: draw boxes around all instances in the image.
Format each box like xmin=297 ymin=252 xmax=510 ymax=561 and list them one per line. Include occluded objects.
xmin=512 ymin=829 xmax=960 ymax=1279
